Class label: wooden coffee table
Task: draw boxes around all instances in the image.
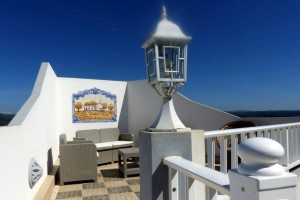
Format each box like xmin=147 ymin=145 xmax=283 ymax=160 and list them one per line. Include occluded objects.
xmin=118 ymin=148 xmax=139 ymax=178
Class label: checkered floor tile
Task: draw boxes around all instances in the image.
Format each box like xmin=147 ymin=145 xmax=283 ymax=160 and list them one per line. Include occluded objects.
xmin=52 ymin=163 xmax=140 ymax=200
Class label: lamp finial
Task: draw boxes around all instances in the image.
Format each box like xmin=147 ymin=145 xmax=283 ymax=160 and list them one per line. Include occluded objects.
xmin=162 ymin=6 xmax=167 ymax=19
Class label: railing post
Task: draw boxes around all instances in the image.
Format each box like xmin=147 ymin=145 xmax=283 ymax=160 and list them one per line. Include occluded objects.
xmin=168 ymin=167 xmax=179 ymax=200
xmin=282 ymin=127 xmax=289 ymax=165
xmin=228 ymin=137 xmax=297 ymax=200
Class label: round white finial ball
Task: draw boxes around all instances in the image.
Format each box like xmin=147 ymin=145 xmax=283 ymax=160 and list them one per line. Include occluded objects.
xmin=238 ymin=137 xmax=284 ymax=164
xmin=237 ymin=137 xmax=285 ymax=176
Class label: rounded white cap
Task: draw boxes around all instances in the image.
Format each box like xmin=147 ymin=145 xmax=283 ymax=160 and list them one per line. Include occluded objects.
xmin=237 ymin=137 xmax=286 ymax=176
xmin=153 ymin=6 xmax=188 ymax=39
xmin=142 ymin=6 xmax=191 ymax=48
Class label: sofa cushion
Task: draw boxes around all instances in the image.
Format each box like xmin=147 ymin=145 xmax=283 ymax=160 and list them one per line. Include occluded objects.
xmin=111 ymin=141 xmax=133 ymax=148
xmin=100 ymin=128 xmax=120 ymax=142
xmin=95 ymin=141 xmax=133 ymax=151
xmin=95 ymin=142 xmax=113 ymax=151
xmin=76 ymin=129 xmax=100 ymax=143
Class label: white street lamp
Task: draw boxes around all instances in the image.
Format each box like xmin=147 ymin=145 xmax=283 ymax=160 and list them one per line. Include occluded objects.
xmin=142 ymin=6 xmax=191 ymax=131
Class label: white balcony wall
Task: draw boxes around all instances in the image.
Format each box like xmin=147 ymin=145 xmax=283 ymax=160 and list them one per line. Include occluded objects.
xmin=0 ymin=63 xmax=128 ymax=200
xmin=127 ymin=80 xmax=240 ymax=146
xmin=57 ymin=77 xmax=127 ymax=140
xmin=173 ymin=93 xmax=240 ymax=130
xmin=126 ymin=80 xmax=161 ymax=146
xmin=0 ymin=63 xmax=58 ymax=200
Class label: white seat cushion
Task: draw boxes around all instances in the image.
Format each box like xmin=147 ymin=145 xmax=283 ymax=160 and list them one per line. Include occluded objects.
xmin=112 ymin=141 xmax=133 ymax=148
xmin=95 ymin=142 xmax=113 ymax=150
xmin=95 ymin=141 xmax=133 ymax=150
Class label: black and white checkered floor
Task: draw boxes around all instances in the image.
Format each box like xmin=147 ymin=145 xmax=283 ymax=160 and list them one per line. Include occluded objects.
xmin=51 ymin=163 xmax=140 ymax=200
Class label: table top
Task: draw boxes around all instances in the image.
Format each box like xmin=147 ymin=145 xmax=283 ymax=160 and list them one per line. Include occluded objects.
xmin=118 ymin=147 xmax=139 ymax=156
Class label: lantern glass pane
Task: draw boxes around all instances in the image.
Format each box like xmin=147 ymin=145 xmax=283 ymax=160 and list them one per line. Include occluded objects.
xmin=173 ymin=59 xmax=184 ymax=79
xmin=146 ymin=46 xmax=156 ymax=82
xmin=157 ymin=46 xmax=185 ymax=81
xmin=164 ymin=47 xmax=179 ymax=73
xmin=158 ymin=58 xmax=165 ymax=79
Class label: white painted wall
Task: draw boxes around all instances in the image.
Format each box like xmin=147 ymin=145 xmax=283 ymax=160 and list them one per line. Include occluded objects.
xmin=126 ymin=80 xmax=240 ymax=146
xmin=127 ymin=80 xmax=161 ymax=145
xmin=57 ymin=77 xmax=127 ymax=141
xmin=0 ymin=63 xmax=58 ymax=200
xmin=0 ymin=63 xmax=128 ymax=200
xmin=173 ymin=93 xmax=240 ymax=130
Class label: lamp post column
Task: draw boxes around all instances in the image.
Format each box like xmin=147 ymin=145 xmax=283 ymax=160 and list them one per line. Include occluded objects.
xmin=140 ymin=6 xmax=205 ymax=200
xmin=142 ymin=6 xmax=191 ymax=132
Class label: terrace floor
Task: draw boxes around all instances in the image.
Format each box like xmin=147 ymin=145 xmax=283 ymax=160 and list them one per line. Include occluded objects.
xmin=50 ymin=163 xmax=140 ymax=200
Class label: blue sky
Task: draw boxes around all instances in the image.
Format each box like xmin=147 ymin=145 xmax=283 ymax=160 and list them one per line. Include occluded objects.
xmin=1 ymin=0 xmax=300 ymax=113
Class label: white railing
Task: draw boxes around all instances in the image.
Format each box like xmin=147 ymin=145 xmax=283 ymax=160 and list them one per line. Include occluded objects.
xmin=163 ymin=156 xmax=230 ymax=199
xmin=204 ymin=122 xmax=300 ymax=173
xmin=163 ymin=137 xmax=298 ymax=200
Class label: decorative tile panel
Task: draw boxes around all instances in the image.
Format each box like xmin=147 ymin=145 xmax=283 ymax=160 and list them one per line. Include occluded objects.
xmin=72 ymin=88 xmax=117 ymax=123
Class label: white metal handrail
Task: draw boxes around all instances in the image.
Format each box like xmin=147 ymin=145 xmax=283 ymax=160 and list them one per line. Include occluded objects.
xmin=204 ymin=122 xmax=300 ymax=173
xmin=163 ymin=156 xmax=230 ymax=199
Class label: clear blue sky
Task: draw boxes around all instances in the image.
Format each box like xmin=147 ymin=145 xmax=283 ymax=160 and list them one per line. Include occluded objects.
xmin=1 ymin=0 xmax=300 ymax=114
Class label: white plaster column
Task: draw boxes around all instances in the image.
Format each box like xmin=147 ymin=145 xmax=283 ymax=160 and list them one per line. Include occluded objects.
xmin=229 ymin=137 xmax=297 ymax=200
xmin=139 ymin=130 xmax=205 ymax=200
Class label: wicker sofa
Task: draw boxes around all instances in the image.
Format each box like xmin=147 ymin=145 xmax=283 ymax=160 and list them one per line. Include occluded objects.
xmin=75 ymin=128 xmax=134 ymax=165
xmin=59 ymin=134 xmax=97 ymax=185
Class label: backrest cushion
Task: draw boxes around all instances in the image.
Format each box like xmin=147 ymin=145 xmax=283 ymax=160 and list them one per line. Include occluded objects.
xmin=76 ymin=129 xmax=100 ymax=143
xmin=59 ymin=133 xmax=67 ymax=145
xmin=99 ymin=128 xmax=120 ymax=142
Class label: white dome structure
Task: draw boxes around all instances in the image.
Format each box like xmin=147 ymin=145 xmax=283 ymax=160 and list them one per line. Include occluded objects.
xmin=153 ymin=7 xmax=189 ymax=40
xmin=142 ymin=6 xmax=191 ymax=47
